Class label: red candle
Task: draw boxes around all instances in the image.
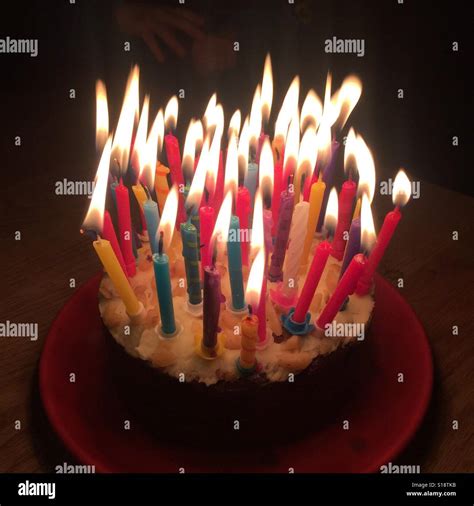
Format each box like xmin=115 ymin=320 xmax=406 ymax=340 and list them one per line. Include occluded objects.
xmin=199 ymin=205 xmax=215 ymax=277
xmin=293 ymin=240 xmax=331 ymax=323
xmin=236 ymin=186 xmax=250 ymax=266
xmin=356 ymin=207 xmax=401 ymax=296
xmin=102 ymin=210 xmax=127 ymax=276
xmin=271 ymin=156 xmax=283 ymax=236
xmin=164 ymin=133 xmax=187 ymax=227
xmin=316 ymin=253 xmax=366 ymax=329
xmin=114 ymin=180 xmax=136 ymax=277
xmin=331 ymin=179 xmax=357 ymax=260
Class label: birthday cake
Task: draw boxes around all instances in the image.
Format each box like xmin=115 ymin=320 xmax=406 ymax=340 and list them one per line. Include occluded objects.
xmin=98 ymin=234 xmax=375 ymax=447
xmin=81 ymin=61 xmax=412 ymax=448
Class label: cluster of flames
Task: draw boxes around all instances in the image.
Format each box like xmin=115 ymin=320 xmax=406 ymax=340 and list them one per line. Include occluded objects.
xmin=85 ymin=55 xmax=412 ymax=305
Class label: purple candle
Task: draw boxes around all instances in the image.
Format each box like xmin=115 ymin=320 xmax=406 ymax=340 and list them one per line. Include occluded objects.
xmin=339 ymin=217 xmax=361 ymax=279
xmin=268 ymin=188 xmax=295 ymax=282
xmin=203 ymin=265 xmax=222 ymax=349
xmin=316 ymin=140 xmax=340 ymax=232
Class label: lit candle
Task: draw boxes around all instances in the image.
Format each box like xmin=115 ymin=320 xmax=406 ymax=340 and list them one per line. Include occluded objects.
xmin=82 ymin=137 xmax=142 ymax=319
xmin=245 ymin=86 xmax=262 ymax=212
xmin=95 ymin=80 xmax=109 ymax=154
xmin=114 ymin=180 xmax=136 ymax=277
xmin=356 ymin=169 xmax=411 ymax=295
xmin=155 ymin=161 xmax=170 ymax=214
xmin=294 ymin=127 xmax=316 ymax=204
xmin=259 ymin=139 xmax=274 ymax=257
xmin=352 ymin=133 xmax=376 ymax=222
xmin=236 ymin=186 xmax=250 ymax=266
xmin=331 ymin=127 xmax=358 ymax=260
xmin=300 ymin=175 xmax=326 ymax=268
xmin=283 ymin=116 xmax=299 ymax=190
xmin=154 ymin=186 xmax=179 ymax=336
xmin=164 ymin=96 xmax=186 ymax=227
xmin=268 ymin=186 xmax=294 ymax=282
xmin=290 ymin=189 xmax=338 ymax=326
xmin=316 ymin=130 xmax=338 ymax=231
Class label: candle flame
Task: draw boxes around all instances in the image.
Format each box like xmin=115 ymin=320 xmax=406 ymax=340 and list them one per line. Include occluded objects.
xmin=316 ymin=119 xmax=332 ymax=168
xmin=324 ymin=187 xmax=338 ymax=237
xmin=249 ymin=85 xmax=262 ymax=152
xmin=245 ymin=247 xmax=265 ymax=309
xmin=211 ymin=191 xmax=233 ymax=251
xmin=206 ymin=119 xmax=222 ymax=200
xmin=132 ymin=96 xmax=150 ymax=179
xmin=164 ymin=95 xmax=178 ymax=131
xmin=140 ymin=107 xmax=163 ymax=191
xmin=82 ymin=136 xmax=112 ymax=234
xmin=250 ymin=189 xmax=264 ymax=258
xmin=228 ymin=109 xmax=241 ymax=139
xmin=392 ymin=169 xmax=411 ymax=207
xmin=344 ymin=127 xmax=358 ymax=179
xmin=238 ymin=116 xmax=250 ymax=183
xmin=186 ymin=137 xmax=210 ymax=212
xmin=260 ymin=53 xmax=273 ymax=125
xmin=203 ymin=93 xmax=217 ymax=132
xmin=96 ymin=80 xmax=109 ymax=152
xmin=192 ymin=119 xmax=204 ymax=154
xmin=300 ymin=89 xmax=323 ymax=133
xmin=111 ymin=65 xmax=139 ymax=177
xmin=355 ymin=134 xmax=376 ymax=203
xmin=224 ymin=133 xmax=239 ymax=199
xmin=259 ymin=138 xmax=274 ymax=208
xmin=361 ymin=193 xmax=376 ymax=254
xmin=182 ymin=119 xmax=198 ymax=183
xmin=275 ymin=76 xmax=300 ymax=142
xmin=296 ymin=126 xmax=318 ymax=189
xmin=333 ymin=75 xmax=362 ymax=131
xmin=157 ymin=185 xmax=179 ymax=252
xmin=283 ymin=114 xmax=300 ymax=181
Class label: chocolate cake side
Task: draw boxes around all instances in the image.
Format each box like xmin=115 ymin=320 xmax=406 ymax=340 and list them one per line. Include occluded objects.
xmin=105 ymin=323 xmax=374 ymax=449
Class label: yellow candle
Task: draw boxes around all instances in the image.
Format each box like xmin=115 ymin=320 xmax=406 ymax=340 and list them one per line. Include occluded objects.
xmin=93 ymin=237 xmax=141 ymax=316
xmin=300 ymin=179 xmax=326 ymax=267
xmin=352 ymin=197 xmax=361 ymax=220
xmin=131 ymin=184 xmax=148 ymax=210
xmin=239 ymin=314 xmax=259 ymax=369
xmin=155 ymin=161 xmax=170 ymax=214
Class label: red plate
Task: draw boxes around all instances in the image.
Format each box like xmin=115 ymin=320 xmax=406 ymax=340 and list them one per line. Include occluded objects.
xmin=39 ymin=273 xmax=433 ymax=473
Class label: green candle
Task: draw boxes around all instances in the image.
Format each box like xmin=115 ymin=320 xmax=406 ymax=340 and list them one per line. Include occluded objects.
xmin=180 ymin=220 xmax=202 ymax=306
xmin=152 ymin=232 xmax=176 ymax=336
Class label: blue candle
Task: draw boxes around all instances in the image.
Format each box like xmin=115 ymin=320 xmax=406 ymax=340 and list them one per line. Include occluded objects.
xmin=339 ymin=217 xmax=361 ymax=278
xmin=244 ymin=161 xmax=258 ymax=214
xmin=143 ymin=198 xmax=160 ymax=254
xmin=180 ymin=220 xmax=202 ymax=306
xmin=227 ymin=215 xmax=245 ymax=311
xmin=152 ymin=234 xmax=176 ymax=336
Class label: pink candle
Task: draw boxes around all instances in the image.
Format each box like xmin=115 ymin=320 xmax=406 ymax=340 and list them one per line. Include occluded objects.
xmin=199 ymin=205 xmax=215 ymax=277
xmin=263 ymin=209 xmax=273 ymax=256
xmin=165 ymin=133 xmax=187 ymax=227
xmin=114 ymin=180 xmax=136 ymax=277
xmin=293 ymin=240 xmax=331 ymax=323
xmin=236 ymin=186 xmax=250 ymax=266
xmin=103 ymin=210 xmax=127 ymax=276
xmin=271 ymin=157 xmax=283 ymax=236
xmin=316 ymin=253 xmax=366 ymax=329
xmin=331 ymin=179 xmax=357 ymax=260
xmin=356 ymin=207 xmax=401 ymax=296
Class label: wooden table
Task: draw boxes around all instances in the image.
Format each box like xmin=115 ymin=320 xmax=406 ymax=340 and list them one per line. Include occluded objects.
xmin=0 ymin=177 xmax=473 ymax=472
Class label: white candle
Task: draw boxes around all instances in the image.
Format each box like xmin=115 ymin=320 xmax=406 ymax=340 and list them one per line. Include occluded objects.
xmin=282 ymin=201 xmax=309 ymax=297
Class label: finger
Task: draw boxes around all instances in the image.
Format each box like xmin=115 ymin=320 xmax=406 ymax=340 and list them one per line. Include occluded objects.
xmin=154 ymin=11 xmax=205 ymax=40
xmin=142 ymin=31 xmax=165 ymax=62
xmin=156 ymin=29 xmax=186 ymax=58
xmin=165 ymin=6 xmax=205 ymax=25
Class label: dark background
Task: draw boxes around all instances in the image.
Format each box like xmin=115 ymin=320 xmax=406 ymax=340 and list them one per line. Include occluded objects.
xmin=0 ymin=0 xmax=470 ymax=224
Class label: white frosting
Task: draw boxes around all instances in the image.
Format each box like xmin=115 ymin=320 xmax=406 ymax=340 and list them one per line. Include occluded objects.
xmin=99 ymin=239 xmax=374 ymax=386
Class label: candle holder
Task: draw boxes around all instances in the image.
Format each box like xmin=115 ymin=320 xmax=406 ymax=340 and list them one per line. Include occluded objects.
xmin=185 ymin=300 xmax=203 ymax=317
xmin=281 ymin=308 xmax=315 ymax=336
xmin=156 ymin=320 xmax=183 ymax=341
xmin=194 ymin=331 xmax=225 ymax=360
xmin=235 ymin=357 xmax=257 ymax=377
xmin=269 ymin=282 xmax=298 ymax=312
xmin=226 ymin=303 xmax=248 ymax=317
